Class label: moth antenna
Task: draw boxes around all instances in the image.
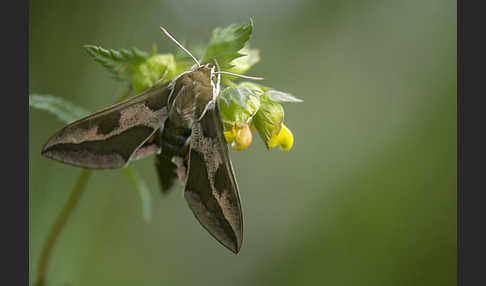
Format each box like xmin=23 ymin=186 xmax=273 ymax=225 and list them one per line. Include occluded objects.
xmin=215 ymin=71 xmax=264 ymax=81
xmin=159 ymin=26 xmax=200 ymax=66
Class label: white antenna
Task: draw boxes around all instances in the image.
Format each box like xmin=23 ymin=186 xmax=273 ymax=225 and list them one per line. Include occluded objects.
xmin=215 ymin=71 xmax=264 ymax=81
xmin=160 ymin=26 xmax=200 ymax=66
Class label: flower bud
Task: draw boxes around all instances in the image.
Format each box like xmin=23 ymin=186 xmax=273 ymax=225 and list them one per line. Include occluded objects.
xmin=269 ymin=124 xmax=294 ymax=151
xmin=132 ymin=54 xmax=176 ymax=93
xmin=231 ymin=124 xmax=253 ymax=150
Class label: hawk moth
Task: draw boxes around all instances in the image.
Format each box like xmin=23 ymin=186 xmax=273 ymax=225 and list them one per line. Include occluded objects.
xmin=41 ymin=27 xmax=262 ymax=254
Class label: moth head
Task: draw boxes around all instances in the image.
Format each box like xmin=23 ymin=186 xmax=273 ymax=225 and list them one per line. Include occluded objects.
xmin=200 ymin=63 xmax=215 ymax=72
xmin=204 ymin=63 xmax=217 ymax=81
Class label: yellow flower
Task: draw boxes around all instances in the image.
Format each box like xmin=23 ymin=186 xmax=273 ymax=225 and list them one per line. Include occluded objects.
xmin=269 ymin=124 xmax=294 ymax=151
xmin=225 ymin=123 xmax=293 ymax=152
xmin=224 ymin=124 xmax=253 ymax=151
xmin=232 ymin=124 xmax=253 ymax=150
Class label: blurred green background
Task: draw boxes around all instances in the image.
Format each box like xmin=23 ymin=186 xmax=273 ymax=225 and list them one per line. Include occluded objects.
xmin=29 ymin=0 xmax=456 ymax=285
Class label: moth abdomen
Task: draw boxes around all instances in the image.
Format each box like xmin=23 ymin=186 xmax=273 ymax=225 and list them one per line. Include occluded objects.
xmin=160 ymin=118 xmax=191 ymax=159
xmin=155 ymin=153 xmax=179 ymax=194
xmin=154 ymin=118 xmax=191 ymax=194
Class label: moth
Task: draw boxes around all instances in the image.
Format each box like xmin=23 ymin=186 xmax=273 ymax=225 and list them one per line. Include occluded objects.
xmin=41 ymin=27 xmax=263 ymax=254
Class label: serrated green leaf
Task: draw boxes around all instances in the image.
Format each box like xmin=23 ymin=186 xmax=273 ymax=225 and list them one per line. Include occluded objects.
xmin=218 ymin=87 xmax=260 ymax=127
xmin=228 ymin=45 xmax=260 ymax=75
xmin=29 ymin=94 xmax=90 ymax=123
xmin=201 ymin=19 xmax=253 ymax=70
xmin=252 ymin=95 xmax=284 ymax=149
xmin=130 ymin=47 xmax=149 ymax=61
xmin=121 ymin=167 xmax=152 ymax=223
xmin=266 ymin=89 xmax=303 ymax=103
xmin=111 ymin=49 xmax=124 ymax=61
xmin=84 ymin=45 xmax=149 ymax=81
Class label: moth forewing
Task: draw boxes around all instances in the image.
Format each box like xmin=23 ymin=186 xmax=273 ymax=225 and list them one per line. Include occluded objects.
xmin=162 ymin=64 xmax=244 ymax=253
xmin=41 ymin=81 xmax=171 ymax=169
xmin=184 ymin=102 xmax=243 ymax=254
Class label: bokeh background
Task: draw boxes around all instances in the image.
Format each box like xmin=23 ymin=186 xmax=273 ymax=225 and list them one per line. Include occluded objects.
xmin=29 ymin=0 xmax=457 ymax=285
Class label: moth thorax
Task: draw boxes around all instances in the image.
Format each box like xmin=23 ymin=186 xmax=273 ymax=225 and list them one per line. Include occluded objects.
xmin=167 ymin=68 xmax=216 ymax=128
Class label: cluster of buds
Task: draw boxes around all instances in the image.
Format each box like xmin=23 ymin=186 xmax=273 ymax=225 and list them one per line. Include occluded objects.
xmin=218 ymin=81 xmax=300 ymax=152
xmin=224 ymin=123 xmax=294 ymax=151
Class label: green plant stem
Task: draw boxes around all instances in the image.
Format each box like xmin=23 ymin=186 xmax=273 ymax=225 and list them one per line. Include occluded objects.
xmin=36 ymin=169 xmax=92 ymax=286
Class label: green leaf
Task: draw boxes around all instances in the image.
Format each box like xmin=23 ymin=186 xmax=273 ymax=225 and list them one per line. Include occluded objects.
xmin=236 ymin=81 xmax=266 ymax=93
xmin=227 ymin=45 xmax=260 ymax=75
xmin=201 ymin=19 xmax=253 ymax=70
xmin=252 ymin=95 xmax=284 ymax=149
xmin=266 ymin=89 xmax=303 ymax=103
xmin=235 ymin=82 xmax=303 ymax=103
xmin=218 ymin=87 xmax=260 ymax=127
xmin=84 ymin=45 xmax=149 ymax=81
xmin=121 ymin=167 xmax=152 ymax=223
xmin=219 ymin=87 xmax=258 ymax=109
xmin=29 ymin=94 xmax=90 ymax=123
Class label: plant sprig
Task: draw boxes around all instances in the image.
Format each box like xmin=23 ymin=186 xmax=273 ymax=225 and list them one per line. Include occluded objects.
xmin=31 ymin=20 xmax=303 ymax=285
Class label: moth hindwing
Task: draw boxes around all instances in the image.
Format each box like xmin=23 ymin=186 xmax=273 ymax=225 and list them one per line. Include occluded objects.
xmin=184 ymin=102 xmax=243 ymax=253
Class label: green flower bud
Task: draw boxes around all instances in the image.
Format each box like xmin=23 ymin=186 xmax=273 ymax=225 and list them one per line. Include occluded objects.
xmin=132 ymin=54 xmax=176 ymax=93
xmin=231 ymin=124 xmax=253 ymax=151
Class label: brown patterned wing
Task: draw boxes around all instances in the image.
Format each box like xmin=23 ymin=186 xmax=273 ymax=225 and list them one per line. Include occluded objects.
xmin=184 ymin=102 xmax=243 ymax=254
xmin=41 ymin=82 xmax=170 ymax=169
